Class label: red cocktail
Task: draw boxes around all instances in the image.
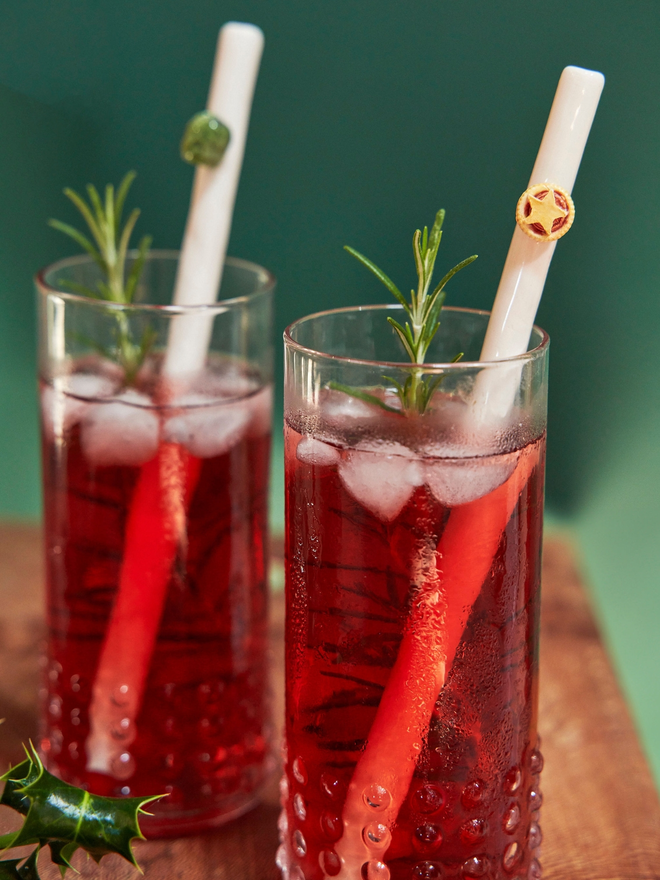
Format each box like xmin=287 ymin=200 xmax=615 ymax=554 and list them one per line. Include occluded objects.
xmin=37 ymin=253 xmax=275 ymax=835
xmin=280 ymin=306 xmax=548 ymax=880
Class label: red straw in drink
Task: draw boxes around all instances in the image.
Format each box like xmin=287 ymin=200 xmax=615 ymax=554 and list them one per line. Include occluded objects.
xmin=329 ymin=66 xmax=604 ymax=879
xmin=85 ymin=22 xmax=265 ymax=777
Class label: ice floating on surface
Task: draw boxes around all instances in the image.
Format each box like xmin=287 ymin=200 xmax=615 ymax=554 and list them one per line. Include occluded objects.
xmin=41 ymin=373 xmax=118 ymax=440
xmin=164 ymin=395 xmax=251 ymax=458
xmin=297 ymin=436 xmax=341 ymax=467
xmin=423 ymin=443 xmax=518 ymax=507
xmin=338 ymin=441 xmax=424 ymax=522
xmin=320 ymin=389 xmax=395 ymax=427
xmin=82 ymin=389 xmax=159 ymax=466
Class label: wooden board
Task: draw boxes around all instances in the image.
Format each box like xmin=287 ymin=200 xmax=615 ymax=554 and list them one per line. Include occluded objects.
xmin=0 ymin=525 xmax=658 ymax=879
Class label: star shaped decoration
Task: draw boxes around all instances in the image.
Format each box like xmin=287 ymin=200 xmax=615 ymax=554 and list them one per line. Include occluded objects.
xmin=516 ymin=183 xmax=575 ymax=242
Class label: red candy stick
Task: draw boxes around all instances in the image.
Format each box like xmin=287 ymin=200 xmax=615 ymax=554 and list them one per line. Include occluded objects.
xmin=86 ymin=442 xmax=201 ymax=776
xmin=331 ymin=445 xmax=539 ymax=878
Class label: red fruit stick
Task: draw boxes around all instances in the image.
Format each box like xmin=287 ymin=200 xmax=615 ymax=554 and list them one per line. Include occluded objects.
xmin=330 ymin=444 xmax=540 ymax=879
xmin=86 ymin=441 xmax=201 ymax=776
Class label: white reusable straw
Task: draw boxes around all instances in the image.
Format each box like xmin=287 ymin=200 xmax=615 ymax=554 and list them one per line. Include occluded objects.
xmin=325 ymin=66 xmax=605 ymax=880
xmin=471 ymin=66 xmax=604 ymax=423
xmin=163 ymin=21 xmax=264 ymax=381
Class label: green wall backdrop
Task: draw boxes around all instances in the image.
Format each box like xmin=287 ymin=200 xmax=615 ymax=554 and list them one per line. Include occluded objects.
xmin=0 ymin=1 xmax=658 ymax=780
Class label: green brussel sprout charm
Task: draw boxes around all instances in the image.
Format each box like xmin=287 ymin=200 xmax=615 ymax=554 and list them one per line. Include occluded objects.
xmin=180 ymin=111 xmax=231 ymax=166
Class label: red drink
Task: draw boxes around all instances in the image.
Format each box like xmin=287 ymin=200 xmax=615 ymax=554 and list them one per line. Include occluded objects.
xmin=281 ymin=409 xmax=545 ymax=880
xmin=40 ymin=362 xmax=272 ymax=835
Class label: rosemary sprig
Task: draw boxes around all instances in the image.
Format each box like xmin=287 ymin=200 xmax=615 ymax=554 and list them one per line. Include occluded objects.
xmin=344 ymin=209 xmax=477 ymax=413
xmin=49 ymin=172 xmax=154 ymax=384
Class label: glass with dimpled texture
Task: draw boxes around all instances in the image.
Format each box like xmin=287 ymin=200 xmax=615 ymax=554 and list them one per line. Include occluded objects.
xmin=281 ymin=305 xmax=548 ymax=880
xmin=37 ymin=251 xmax=274 ymax=836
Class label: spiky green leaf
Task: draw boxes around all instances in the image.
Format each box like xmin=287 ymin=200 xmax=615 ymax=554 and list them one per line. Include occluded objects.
xmin=1 ymin=749 xmax=162 ymax=875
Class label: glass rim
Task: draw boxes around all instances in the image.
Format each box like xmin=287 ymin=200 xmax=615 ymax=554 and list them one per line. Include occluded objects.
xmin=284 ymin=304 xmax=549 ymax=371
xmin=35 ymin=250 xmax=276 ymax=314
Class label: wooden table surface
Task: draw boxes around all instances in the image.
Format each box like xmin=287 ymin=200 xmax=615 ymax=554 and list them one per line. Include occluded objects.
xmin=1 ymin=524 xmax=659 ymax=879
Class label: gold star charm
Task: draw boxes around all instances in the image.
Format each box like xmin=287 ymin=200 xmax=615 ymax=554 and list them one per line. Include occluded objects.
xmin=516 ymin=183 xmax=575 ymax=242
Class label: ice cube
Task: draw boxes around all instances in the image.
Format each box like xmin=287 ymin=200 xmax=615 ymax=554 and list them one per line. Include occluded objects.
xmin=41 ymin=373 xmax=118 ymax=440
xmin=164 ymin=397 xmax=251 ymax=458
xmin=423 ymin=446 xmax=518 ymax=506
xmin=338 ymin=441 xmax=423 ymax=521
xmin=81 ymin=390 xmax=159 ymax=467
xmin=297 ymin=436 xmax=341 ymax=467
xmin=320 ymin=389 xmax=384 ymax=424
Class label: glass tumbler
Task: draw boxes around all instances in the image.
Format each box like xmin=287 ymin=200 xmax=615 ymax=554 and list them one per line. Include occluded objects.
xmin=280 ymin=306 xmax=548 ymax=880
xmin=37 ymin=251 xmax=275 ymax=836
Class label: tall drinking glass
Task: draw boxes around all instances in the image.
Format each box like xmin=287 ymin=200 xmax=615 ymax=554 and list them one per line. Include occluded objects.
xmin=37 ymin=251 xmax=275 ymax=836
xmin=281 ymin=306 xmax=548 ymax=880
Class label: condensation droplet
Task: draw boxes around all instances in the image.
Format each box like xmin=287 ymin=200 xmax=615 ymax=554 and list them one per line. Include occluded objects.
xmin=320 ymin=850 xmax=342 ymax=876
xmin=528 ymin=857 xmax=542 ymax=880
xmin=460 ymin=818 xmax=488 ymax=845
xmin=294 ymin=793 xmax=307 ymax=822
xmin=363 ymin=784 xmax=391 ymax=812
xmin=504 ymin=766 xmax=522 ymax=794
xmin=50 ymin=728 xmax=63 ymax=755
xmin=291 ymin=867 xmax=305 ymax=880
xmin=110 ymin=751 xmax=135 ymax=780
xmin=70 ymin=674 xmax=81 ymax=693
xmin=48 ymin=696 xmax=62 ymax=720
xmin=413 ymin=784 xmax=445 ymax=814
xmin=362 ymin=859 xmax=390 ymax=880
xmin=320 ymin=773 xmax=344 ymax=801
xmin=503 ymin=803 xmax=521 ymax=834
xmin=529 ymin=822 xmax=543 ymax=849
xmin=68 ymin=742 xmax=79 ymax=759
xmin=529 ymin=749 xmax=544 ymax=774
xmin=111 ymin=716 xmax=135 ymax=744
xmin=529 ymin=788 xmax=543 ymax=811
xmin=411 ymin=862 xmax=444 ymax=880
xmin=120 ymin=785 xmax=131 ymax=796
xmin=461 ymin=780 xmax=486 ymax=809
xmin=293 ymin=757 xmax=308 ymax=785
xmin=293 ymin=829 xmax=307 ymax=858
xmin=280 ymin=775 xmax=290 ymax=801
xmin=413 ymin=824 xmax=443 ymax=853
xmin=503 ymin=841 xmax=521 ymax=872
xmin=461 ymin=856 xmax=489 ymax=878
xmin=275 ymin=844 xmax=288 ymax=871
xmin=111 ymin=684 xmax=130 ymax=708
xmin=320 ymin=812 xmax=343 ymax=842
xmin=362 ymin=822 xmax=391 ymax=849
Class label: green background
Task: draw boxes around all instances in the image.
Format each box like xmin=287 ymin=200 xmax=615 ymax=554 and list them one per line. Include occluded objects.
xmin=0 ymin=1 xmax=659 ymax=781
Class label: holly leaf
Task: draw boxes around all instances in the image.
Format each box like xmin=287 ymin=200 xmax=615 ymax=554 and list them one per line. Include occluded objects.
xmin=1 ymin=748 xmax=162 ymax=874
xmin=0 ymin=850 xmax=41 ymax=880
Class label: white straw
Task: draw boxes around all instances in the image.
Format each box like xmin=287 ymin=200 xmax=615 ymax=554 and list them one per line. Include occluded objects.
xmin=470 ymin=66 xmax=604 ymax=423
xmin=164 ymin=22 xmax=264 ymax=381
